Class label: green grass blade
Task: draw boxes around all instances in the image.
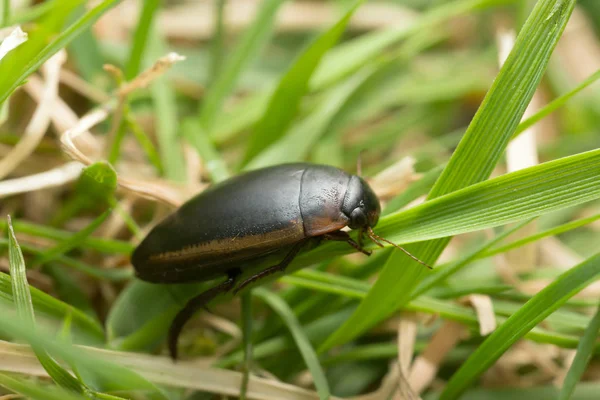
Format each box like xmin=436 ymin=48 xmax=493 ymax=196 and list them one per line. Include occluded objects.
xmin=1 ymin=0 xmax=9 ymax=27
xmin=0 ymin=272 xmax=105 ymax=343
xmin=558 ymin=301 xmax=600 ymax=400
xmin=0 ymin=302 xmax=168 ymax=399
xmin=124 ymin=0 xmax=159 ymax=79
xmin=254 ymin=288 xmax=330 ymax=400
xmin=373 ymin=148 xmax=600 ymax=245
xmin=320 ymin=0 xmax=576 ymax=351
xmin=198 ymin=0 xmax=285 ymax=131
xmin=7 ymin=216 xmax=86 ymax=393
xmin=514 ymin=68 xmax=600 ymax=139
xmin=440 ymin=252 xmax=600 ymax=400
xmin=310 ymin=0 xmax=513 ymax=90
xmin=0 ymin=0 xmax=122 ymax=104
xmin=0 ymin=374 xmax=86 ymax=400
xmin=482 ymin=211 xmax=600 ymax=258
xmin=412 ymin=219 xmax=535 ymax=298
xmin=242 ymin=1 xmax=360 ymax=165
xmin=244 ymin=68 xmax=371 ymax=170
xmin=32 ymin=209 xmax=112 ymax=267
xmin=147 ymin=28 xmax=187 ymax=182
xmin=0 ymin=219 xmax=133 ymax=254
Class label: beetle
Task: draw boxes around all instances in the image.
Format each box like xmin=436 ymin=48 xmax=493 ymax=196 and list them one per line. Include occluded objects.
xmin=131 ymin=162 xmax=429 ymax=360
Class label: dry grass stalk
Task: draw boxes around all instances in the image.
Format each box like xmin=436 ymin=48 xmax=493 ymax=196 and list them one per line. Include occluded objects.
xmin=408 ymin=320 xmax=465 ymax=394
xmin=370 ymin=156 xmax=417 ymax=201
xmin=464 ymin=294 xmax=497 ymax=336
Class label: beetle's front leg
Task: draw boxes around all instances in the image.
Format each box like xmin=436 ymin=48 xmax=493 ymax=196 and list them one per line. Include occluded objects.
xmin=168 ymin=268 xmax=241 ymax=361
xmin=323 ymin=230 xmax=372 ymax=256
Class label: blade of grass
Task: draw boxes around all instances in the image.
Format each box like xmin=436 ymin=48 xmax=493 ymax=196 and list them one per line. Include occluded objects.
xmin=0 ymin=373 xmax=86 ymax=400
xmin=0 ymin=219 xmax=133 ymax=253
xmin=0 ymin=302 xmax=168 ymax=399
xmin=208 ymin=0 xmax=226 ymax=86
xmin=182 ymin=117 xmax=230 ymax=182
xmin=482 ymin=211 xmax=600 ymax=258
xmin=241 ymin=0 xmax=361 ymax=165
xmin=198 ymin=0 xmax=285 ymax=131
xmin=0 ymin=272 xmax=105 ymax=343
xmin=31 ymin=209 xmax=112 ymax=267
xmin=412 ymin=219 xmax=536 ymax=298
xmin=7 ymin=216 xmax=86 ymax=394
xmin=254 ymin=288 xmax=330 ymax=400
xmin=147 ymin=27 xmax=186 ymax=182
xmin=0 ymin=0 xmax=122 ymax=105
xmin=558 ymin=301 xmax=600 ymax=400
xmin=514 ymin=68 xmax=600 ymax=139
xmin=240 ymin=292 xmax=252 ymax=400
xmin=124 ymin=0 xmax=159 ymax=79
xmin=440 ymin=252 xmax=600 ymax=400
xmin=320 ymin=0 xmax=577 ymax=351
xmin=0 ymin=0 xmax=8 ymax=28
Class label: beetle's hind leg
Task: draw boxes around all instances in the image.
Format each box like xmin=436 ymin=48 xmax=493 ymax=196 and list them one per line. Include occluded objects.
xmin=168 ymin=269 xmax=241 ymax=361
xmin=233 ymin=239 xmax=309 ymax=295
xmin=323 ymin=230 xmax=371 ymax=256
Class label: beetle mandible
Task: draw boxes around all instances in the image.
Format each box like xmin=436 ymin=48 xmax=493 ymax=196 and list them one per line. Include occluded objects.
xmin=131 ymin=162 xmax=429 ymax=360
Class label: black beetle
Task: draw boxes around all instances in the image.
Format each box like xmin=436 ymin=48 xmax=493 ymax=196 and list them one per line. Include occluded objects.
xmin=131 ymin=162 xmax=428 ymax=359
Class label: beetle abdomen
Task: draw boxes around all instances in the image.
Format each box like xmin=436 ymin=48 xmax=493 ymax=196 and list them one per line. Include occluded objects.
xmin=132 ymin=164 xmax=309 ymax=282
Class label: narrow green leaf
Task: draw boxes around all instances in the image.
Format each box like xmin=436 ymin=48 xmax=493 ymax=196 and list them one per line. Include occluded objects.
xmin=240 ymin=292 xmax=252 ymax=400
xmin=199 ymin=0 xmax=285 ymax=130
xmin=558 ymin=301 xmax=600 ymax=400
xmin=373 ymin=148 xmax=600 ymax=246
xmin=0 ymin=0 xmax=122 ymax=104
xmin=440 ymin=252 xmax=600 ymax=400
xmin=514 ymin=68 xmax=600 ymax=139
xmin=320 ymin=0 xmax=577 ymax=350
xmin=242 ymin=1 xmax=360 ymax=165
xmin=245 ymin=67 xmax=371 ymax=170
xmin=412 ymin=219 xmax=535 ymax=298
xmin=254 ymin=288 xmax=330 ymax=400
xmin=0 ymin=219 xmax=133 ymax=254
xmin=147 ymin=27 xmax=187 ymax=182
xmin=482 ymin=211 xmax=600 ymax=258
xmin=0 ymin=302 xmax=168 ymax=400
xmin=124 ymin=0 xmax=160 ymax=79
xmin=0 ymin=374 xmax=86 ymax=400
xmin=32 ymin=208 xmax=112 ymax=267
xmin=0 ymin=0 xmax=9 ymax=28
xmin=0 ymin=272 xmax=105 ymax=343
xmin=75 ymin=161 xmax=118 ymax=207
xmin=7 ymin=216 xmax=86 ymax=394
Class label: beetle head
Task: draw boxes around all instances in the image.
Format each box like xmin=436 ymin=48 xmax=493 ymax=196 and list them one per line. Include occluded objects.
xmin=342 ymin=175 xmax=381 ymax=230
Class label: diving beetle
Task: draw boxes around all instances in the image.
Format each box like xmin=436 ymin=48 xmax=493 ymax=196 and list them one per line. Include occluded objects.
xmin=131 ymin=162 xmax=429 ymax=360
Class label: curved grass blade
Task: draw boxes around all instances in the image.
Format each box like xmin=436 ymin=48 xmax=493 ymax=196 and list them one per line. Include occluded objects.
xmin=320 ymin=0 xmax=577 ymax=351
xmin=7 ymin=216 xmax=86 ymax=394
xmin=0 ymin=0 xmax=122 ymax=105
xmin=254 ymin=288 xmax=330 ymax=400
xmin=558 ymin=301 xmax=600 ymax=400
xmin=0 ymin=373 xmax=86 ymax=400
xmin=242 ymin=0 xmax=361 ymax=165
xmin=124 ymin=0 xmax=160 ymax=79
xmin=440 ymin=252 xmax=600 ymax=400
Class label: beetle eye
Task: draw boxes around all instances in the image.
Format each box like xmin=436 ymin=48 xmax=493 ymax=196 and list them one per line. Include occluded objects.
xmin=349 ymin=207 xmax=367 ymax=229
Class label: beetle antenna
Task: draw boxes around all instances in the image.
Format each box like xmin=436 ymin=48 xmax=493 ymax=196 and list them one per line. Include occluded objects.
xmin=366 ymin=227 xmax=432 ymax=270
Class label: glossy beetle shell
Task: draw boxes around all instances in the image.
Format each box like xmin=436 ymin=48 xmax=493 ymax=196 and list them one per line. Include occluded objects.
xmin=131 ymin=163 xmax=379 ymax=283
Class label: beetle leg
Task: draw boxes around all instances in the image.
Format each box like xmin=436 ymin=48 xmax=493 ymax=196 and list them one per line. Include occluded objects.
xmin=323 ymin=230 xmax=372 ymax=256
xmin=168 ymin=268 xmax=241 ymax=361
xmin=233 ymin=239 xmax=309 ymax=295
